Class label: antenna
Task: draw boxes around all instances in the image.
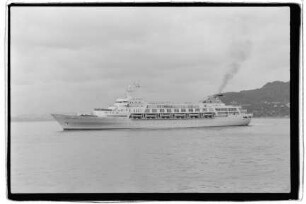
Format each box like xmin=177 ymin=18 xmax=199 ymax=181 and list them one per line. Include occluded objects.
xmin=126 ymin=82 xmax=141 ymax=98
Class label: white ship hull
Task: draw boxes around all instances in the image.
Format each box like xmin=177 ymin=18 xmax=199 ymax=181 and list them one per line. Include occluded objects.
xmin=52 ymin=114 xmax=252 ymax=130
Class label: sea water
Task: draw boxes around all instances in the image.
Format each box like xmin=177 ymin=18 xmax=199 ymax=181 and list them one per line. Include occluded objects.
xmin=10 ymin=118 xmax=290 ymax=193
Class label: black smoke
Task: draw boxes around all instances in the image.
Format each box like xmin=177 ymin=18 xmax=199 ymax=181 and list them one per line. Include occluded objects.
xmin=218 ymin=40 xmax=252 ymax=93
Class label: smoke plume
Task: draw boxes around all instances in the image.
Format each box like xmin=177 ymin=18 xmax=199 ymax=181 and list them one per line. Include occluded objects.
xmin=218 ymin=40 xmax=252 ymax=93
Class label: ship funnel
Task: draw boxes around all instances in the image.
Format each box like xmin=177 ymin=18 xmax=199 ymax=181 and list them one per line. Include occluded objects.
xmin=214 ymin=94 xmax=224 ymax=97
xmin=201 ymin=94 xmax=224 ymax=104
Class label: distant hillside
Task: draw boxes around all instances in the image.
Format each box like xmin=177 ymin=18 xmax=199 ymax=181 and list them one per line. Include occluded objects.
xmin=221 ymin=81 xmax=290 ymax=117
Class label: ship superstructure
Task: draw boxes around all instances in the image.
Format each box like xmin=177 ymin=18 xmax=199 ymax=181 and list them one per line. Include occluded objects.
xmin=52 ymin=83 xmax=252 ymax=130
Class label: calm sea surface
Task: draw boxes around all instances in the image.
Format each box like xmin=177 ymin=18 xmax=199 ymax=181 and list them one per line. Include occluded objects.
xmin=11 ymin=118 xmax=290 ymax=193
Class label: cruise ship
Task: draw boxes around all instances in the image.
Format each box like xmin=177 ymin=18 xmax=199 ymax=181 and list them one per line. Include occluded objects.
xmin=52 ymin=83 xmax=252 ymax=130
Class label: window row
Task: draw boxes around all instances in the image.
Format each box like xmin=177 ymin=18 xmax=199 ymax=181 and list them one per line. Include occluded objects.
xmin=143 ymin=108 xmax=208 ymax=113
xmin=147 ymin=105 xmax=201 ymax=109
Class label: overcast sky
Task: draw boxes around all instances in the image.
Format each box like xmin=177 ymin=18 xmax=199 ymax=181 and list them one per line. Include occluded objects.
xmin=11 ymin=6 xmax=290 ymax=116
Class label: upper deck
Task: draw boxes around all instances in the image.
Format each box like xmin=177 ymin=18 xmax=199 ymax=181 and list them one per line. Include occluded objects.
xmin=92 ymin=83 xmax=250 ymax=118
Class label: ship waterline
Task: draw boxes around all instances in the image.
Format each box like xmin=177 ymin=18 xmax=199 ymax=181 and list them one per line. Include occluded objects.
xmin=52 ymin=83 xmax=252 ymax=130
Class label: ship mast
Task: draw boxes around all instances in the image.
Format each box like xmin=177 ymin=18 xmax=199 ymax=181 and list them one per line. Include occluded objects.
xmin=126 ymin=82 xmax=141 ymax=98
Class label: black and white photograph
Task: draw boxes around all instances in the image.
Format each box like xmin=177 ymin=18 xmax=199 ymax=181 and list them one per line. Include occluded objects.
xmin=7 ymin=2 xmax=300 ymax=201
